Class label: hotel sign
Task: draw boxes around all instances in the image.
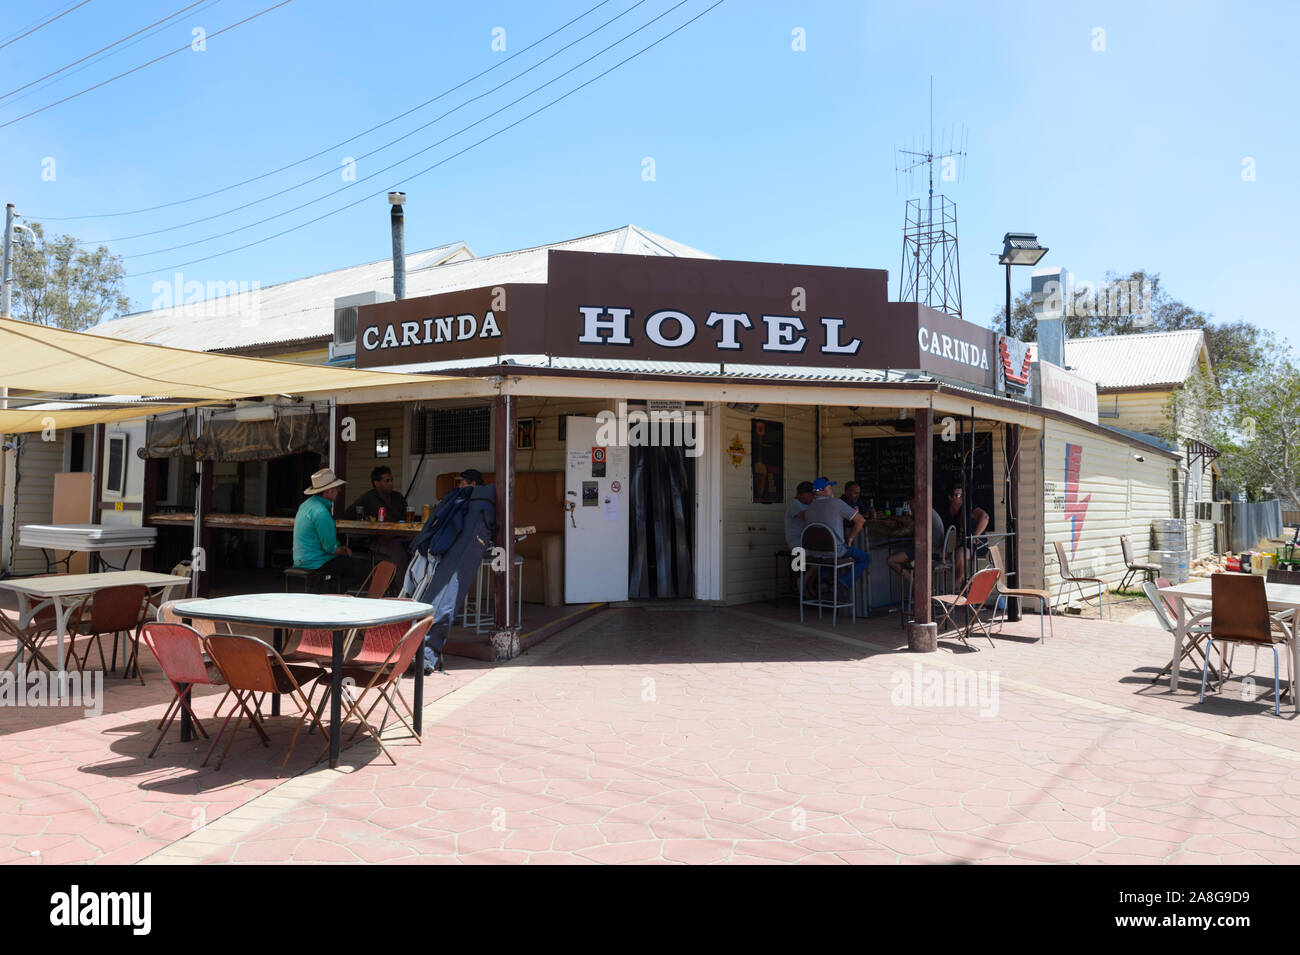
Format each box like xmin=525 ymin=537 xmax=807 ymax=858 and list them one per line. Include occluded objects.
xmin=358 ymin=251 xmax=998 ymax=389
xmin=1035 ymin=360 xmax=1098 ymax=424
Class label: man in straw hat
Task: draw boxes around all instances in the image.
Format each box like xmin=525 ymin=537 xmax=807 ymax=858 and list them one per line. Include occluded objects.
xmin=293 ymin=467 xmax=371 ymax=592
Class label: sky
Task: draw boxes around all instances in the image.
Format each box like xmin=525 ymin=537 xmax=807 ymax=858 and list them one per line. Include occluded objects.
xmin=1 ymin=0 xmax=1296 ymax=348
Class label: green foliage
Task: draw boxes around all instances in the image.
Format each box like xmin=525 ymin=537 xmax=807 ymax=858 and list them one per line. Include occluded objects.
xmin=11 ymin=222 xmax=130 ymax=330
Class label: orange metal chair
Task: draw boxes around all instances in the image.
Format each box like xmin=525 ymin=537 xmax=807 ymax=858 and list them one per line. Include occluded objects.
xmin=932 ymin=567 xmax=1001 ymax=651
xmin=139 ymin=622 xmax=226 ymax=757
xmin=355 ymin=560 xmax=397 ymax=599
xmin=316 ymin=616 xmax=433 ymax=765
xmin=202 ymin=634 xmax=327 ymax=775
xmin=2 ymin=592 xmax=81 ymax=672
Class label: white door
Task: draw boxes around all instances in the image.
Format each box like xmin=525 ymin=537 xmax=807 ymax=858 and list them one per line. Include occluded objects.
xmin=564 ymin=416 xmax=629 ymax=603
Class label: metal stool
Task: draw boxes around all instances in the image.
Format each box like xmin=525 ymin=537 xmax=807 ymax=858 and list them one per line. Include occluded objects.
xmin=461 ymin=555 xmax=525 ymax=633
xmin=283 ymin=566 xmax=337 ymax=593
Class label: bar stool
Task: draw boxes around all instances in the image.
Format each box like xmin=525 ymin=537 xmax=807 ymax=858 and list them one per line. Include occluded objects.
xmin=461 ymin=555 xmax=525 ymax=634
xmin=283 ymin=566 xmax=338 ymax=593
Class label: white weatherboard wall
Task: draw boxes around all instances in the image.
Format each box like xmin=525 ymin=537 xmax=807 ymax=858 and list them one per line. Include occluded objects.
xmin=8 ymin=433 xmax=66 ymax=575
xmin=721 ymin=403 xmax=816 ymax=605
xmin=1041 ymin=419 xmax=1175 ymax=595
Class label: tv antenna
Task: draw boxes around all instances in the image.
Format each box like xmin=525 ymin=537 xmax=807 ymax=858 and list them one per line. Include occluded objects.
xmin=895 ymin=76 xmax=968 ymax=319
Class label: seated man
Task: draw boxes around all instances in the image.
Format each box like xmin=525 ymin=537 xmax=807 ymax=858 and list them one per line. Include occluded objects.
xmin=785 ymin=480 xmax=815 ymax=553
xmin=887 ymin=494 xmax=947 ymax=601
xmin=293 ymin=468 xmax=371 ymax=593
xmin=942 ymin=481 xmax=990 ymax=588
xmin=803 ymin=477 xmax=869 ymax=594
xmin=348 ymin=465 xmax=411 ymax=589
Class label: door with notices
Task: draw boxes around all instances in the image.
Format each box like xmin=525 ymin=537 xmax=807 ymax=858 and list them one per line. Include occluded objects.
xmin=564 ymin=416 xmax=630 ymax=603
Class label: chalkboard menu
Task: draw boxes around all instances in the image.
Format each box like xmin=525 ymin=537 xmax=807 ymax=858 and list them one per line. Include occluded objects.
xmin=853 ymin=433 xmax=995 ymax=528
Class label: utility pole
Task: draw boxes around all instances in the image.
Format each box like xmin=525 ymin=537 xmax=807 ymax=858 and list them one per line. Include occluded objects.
xmin=2 ymin=203 xmax=14 ymax=320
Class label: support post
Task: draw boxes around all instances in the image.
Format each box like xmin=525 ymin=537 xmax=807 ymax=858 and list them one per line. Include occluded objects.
xmin=491 ymin=392 xmax=518 ymax=659
xmin=88 ymin=424 xmax=104 ymax=572
xmin=909 ymin=406 xmax=936 ymax=652
xmin=1006 ymin=423 xmax=1022 ymax=621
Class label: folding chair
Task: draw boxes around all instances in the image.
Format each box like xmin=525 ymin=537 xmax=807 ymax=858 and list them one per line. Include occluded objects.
xmin=987 ymin=544 xmax=1055 ymax=643
xmin=933 ymin=567 xmax=1001 ymax=651
xmin=1143 ymin=581 xmax=1217 ymax=685
xmin=1 ymin=595 xmax=78 ymax=672
xmin=75 ymin=585 xmax=153 ymax=683
xmin=1053 ymin=540 xmax=1109 ymax=619
xmin=353 ymin=560 xmax=397 ymax=599
xmin=1119 ymin=535 xmax=1161 ymax=592
xmin=202 ymin=634 xmax=327 ymax=775
xmin=315 ymin=616 xmax=433 ymax=765
xmin=1200 ymin=574 xmax=1289 ymax=717
xmin=798 ymin=523 xmax=855 ymax=625
xmin=138 ymin=622 xmax=228 ymax=757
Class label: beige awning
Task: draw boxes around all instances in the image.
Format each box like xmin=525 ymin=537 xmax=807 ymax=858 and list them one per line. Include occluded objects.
xmin=0 ymin=317 xmax=455 ymax=401
xmin=0 ymin=403 xmax=208 ymax=434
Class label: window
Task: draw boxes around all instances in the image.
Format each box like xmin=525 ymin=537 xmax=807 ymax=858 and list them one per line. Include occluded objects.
xmin=412 ymin=406 xmax=491 ymax=455
xmin=104 ymin=433 xmax=128 ymax=497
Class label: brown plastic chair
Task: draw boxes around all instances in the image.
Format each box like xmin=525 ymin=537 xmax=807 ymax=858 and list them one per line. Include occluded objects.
xmin=932 ymin=567 xmax=1001 ymax=651
xmin=202 ymin=634 xmax=327 ymax=775
xmin=1200 ymin=573 xmax=1287 ymax=716
xmin=75 ymin=585 xmax=152 ymax=683
xmin=354 ymin=560 xmax=397 ymax=599
xmin=1053 ymin=540 xmax=1109 ymax=619
xmin=1119 ymin=535 xmax=1162 ymax=591
xmin=987 ymin=544 xmax=1055 ymax=643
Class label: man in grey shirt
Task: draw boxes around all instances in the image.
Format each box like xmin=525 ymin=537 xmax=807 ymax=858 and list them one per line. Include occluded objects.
xmin=784 ymin=481 xmax=815 ymax=552
xmin=803 ymin=477 xmax=870 ymax=590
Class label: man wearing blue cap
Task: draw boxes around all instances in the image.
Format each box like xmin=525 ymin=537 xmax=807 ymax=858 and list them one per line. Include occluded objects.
xmin=803 ymin=477 xmax=870 ymax=594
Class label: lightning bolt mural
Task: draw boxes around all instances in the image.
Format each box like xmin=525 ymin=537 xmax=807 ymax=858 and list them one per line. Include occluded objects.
xmin=1064 ymin=443 xmax=1091 ymax=559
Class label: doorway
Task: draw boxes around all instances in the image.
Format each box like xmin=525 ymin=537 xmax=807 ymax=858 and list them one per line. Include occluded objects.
xmin=628 ymin=445 xmax=695 ymax=599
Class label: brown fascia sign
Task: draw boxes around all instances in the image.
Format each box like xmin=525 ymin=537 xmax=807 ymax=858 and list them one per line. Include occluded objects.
xmin=357 ymin=250 xmax=996 ymax=389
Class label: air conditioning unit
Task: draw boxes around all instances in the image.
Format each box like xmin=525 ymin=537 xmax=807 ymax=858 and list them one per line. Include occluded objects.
xmin=329 ymin=290 xmax=393 ymax=362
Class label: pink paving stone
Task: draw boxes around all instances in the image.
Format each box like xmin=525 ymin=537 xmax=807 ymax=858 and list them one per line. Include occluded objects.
xmin=577 ymin=841 xmax=664 ymax=864
xmin=661 ymin=839 xmax=734 ymax=864
xmin=292 ymin=839 xmax=359 ymax=863
xmin=551 ymin=824 xmax=604 ymax=852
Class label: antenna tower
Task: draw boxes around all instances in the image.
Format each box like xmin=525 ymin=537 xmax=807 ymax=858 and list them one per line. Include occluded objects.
xmin=896 ymin=77 xmax=967 ymax=318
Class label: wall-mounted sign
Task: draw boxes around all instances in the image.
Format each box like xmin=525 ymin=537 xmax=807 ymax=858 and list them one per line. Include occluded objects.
xmin=1035 ymin=360 xmax=1098 ymax=425
xmin=996 ymin=335 xmax=1034 ymax=398
xmin=727 ymin=435 xmax=746 ymax=468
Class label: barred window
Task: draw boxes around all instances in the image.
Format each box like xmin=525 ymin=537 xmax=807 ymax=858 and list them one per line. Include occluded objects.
xmin=412 ymin=406 xmax=491 ymax=455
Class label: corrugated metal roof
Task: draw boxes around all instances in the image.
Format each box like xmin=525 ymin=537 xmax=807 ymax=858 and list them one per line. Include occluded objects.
xmin=1063 ymin=329 xmax=1208 ymax=389
xmin=95 ymin=226 xmax=714 ymax=352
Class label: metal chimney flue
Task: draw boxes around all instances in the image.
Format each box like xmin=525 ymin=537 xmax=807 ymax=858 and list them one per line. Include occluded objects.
xmin=388 ymin=191 xmax=406 ymax=300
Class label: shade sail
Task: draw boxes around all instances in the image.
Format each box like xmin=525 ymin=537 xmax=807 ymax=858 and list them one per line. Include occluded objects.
xmin=0 ymin=316 xmax=453 ymax=400
xmin=0 ymin=402 xmax=205 ymax=434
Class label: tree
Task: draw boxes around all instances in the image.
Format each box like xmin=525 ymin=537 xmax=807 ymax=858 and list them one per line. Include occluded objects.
xmin=10 ymin=222 xmax=130 ymax=330
xmin=991 ymin=269 xmax=1260 ymax=377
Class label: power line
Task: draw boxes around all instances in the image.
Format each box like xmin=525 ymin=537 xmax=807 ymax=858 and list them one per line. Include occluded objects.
xmin=124 ymin=0 xmax=689 ymax=260
xmin=0 ymin=0 xmax=93 ymax=53
xmin=126 ymin=0 xmax=727 ymax=278
xmin=0 ymin=0 xmax=208 ymax=103
xmin=92 ymin=0 xmax=648 ymax=244
xmin=0 ymin=0 xmax=83 ymax=45
xmin=0 ymin=0 xmax=224 ymax=111
xmin=38 ymin=0 xmax=618 ymax=222
xmin=0 ymin=0 xmax=293 ymax=131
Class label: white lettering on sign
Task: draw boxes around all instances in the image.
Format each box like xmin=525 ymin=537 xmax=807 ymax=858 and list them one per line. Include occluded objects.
xmin=917 ymin=326 xmax=989 ymax=371
xmin=361 ymin=312 xmax=504 ymax=351
xmin=705 ymin=310 xmax=751 ymax=349
xmin=645 ymin=309 xmax=696 ymax=347
xmin=761 ymin=315 xmax=807 ymax=352
xmin=819 ymin=317 xmax=860 ymax=354
xmin=577 ymin=306 xmax=633 ymax=345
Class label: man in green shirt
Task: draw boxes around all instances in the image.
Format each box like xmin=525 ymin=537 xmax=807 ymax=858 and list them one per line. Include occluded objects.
xmin=293 ymin=468 xmax=370 ymax=591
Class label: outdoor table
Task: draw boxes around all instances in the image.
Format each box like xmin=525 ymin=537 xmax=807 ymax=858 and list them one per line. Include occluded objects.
xmin=1159 ymin=576 xmax=1300 ymax=712
xmin=20 ymin=523 xmax=158 ymax=574
xmin=172 ymin=593 xmax=434 ymax=769
xmin=0 ymin=570 xmax=190 ymax=676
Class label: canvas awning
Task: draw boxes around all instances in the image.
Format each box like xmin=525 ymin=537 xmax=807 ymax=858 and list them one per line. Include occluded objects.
xmin=0 ymin=316 xmax=456 ymax=402
xmin=0 ymin=402 xmax=208 ymax=434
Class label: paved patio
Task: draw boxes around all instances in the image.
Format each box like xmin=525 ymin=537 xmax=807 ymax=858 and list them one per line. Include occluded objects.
xmin=4 ymin=602 xmax=1300 ymax=864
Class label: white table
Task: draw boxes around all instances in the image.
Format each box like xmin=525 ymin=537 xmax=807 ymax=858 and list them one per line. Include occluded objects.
xmin=0 ymin=571 xmax=191 ymax=676
xmin=19 ymin=524 xmax=157 ymax=573
xmin=1159 ymin=577 xmax=1300 ymax=712
xmin=173 ymin=593 xmax=434 ymax=768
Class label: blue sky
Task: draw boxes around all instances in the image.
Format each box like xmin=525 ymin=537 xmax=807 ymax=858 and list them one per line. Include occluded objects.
xmin=1 ymin=0 xmax=1295 ymax=347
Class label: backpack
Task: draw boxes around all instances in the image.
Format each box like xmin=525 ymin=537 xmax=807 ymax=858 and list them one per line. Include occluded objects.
xmin=412 ymin=486 xmax=474 ymax=557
